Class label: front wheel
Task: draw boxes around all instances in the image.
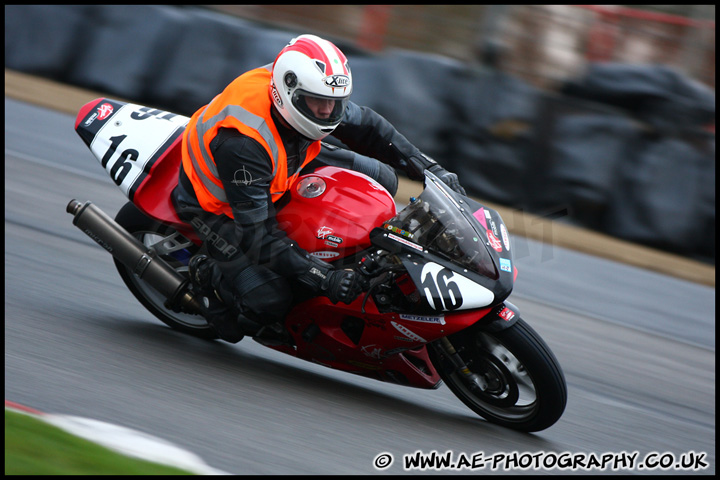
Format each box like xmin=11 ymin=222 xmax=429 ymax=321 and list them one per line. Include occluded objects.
xmin=113 ymin=202 xmax=217 ymax=339
xmin=429 ymin=318 xmax=567 ymax=432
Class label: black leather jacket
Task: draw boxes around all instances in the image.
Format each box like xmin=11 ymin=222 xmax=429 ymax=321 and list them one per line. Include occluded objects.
xmin=175 ymin=101 xmax=435 ymax=281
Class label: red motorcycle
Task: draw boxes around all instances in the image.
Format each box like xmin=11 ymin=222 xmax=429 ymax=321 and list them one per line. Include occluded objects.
xmin=67 ymin=98 xmax=566 ymax=432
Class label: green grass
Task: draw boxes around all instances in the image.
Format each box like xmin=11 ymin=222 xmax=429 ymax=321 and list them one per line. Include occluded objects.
xmin=4 ymin=409 xmax=196 ymax=475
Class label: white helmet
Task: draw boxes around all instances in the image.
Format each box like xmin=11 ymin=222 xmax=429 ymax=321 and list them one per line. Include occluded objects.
xmin=270 ymin=34 xmax=352 ymax=141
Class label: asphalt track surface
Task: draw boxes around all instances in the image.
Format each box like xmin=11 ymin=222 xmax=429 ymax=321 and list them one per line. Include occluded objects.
xmin=4 ymin=93 xmax=715 ymax=475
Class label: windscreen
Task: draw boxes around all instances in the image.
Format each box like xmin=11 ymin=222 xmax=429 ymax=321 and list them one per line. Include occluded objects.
xmin=384 ymin=175 xmax=498 ymax=280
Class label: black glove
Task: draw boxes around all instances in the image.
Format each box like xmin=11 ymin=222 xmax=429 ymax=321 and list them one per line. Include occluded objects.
xmin=428 ymin=164 xmax=466 ymax=195
xmin=321 ymin=269 xmax=363 ymax=304
xmin=299 ymin=257 xmax=364 ymax=304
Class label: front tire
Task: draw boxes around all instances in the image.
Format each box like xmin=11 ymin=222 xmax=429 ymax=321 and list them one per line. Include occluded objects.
xmin=113 ymin=202 xmax=217 ymax=339
xmin=430 ymin=318 xmax=567 ymax=432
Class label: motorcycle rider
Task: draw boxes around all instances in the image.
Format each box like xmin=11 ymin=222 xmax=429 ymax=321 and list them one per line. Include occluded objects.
xmin=172 ymin=34 xmax=465 ymax=343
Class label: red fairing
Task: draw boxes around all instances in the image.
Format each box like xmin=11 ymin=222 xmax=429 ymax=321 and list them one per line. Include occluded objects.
xmin=132 ymin=136 xmax=191 ymax=228
xmin=74 ymin=98 xmax=104 ymax=130
xmin=276 ymin=166 xmax=397 ymax=260
xmin=74 ymin=98 xmax=198 ymax=242
xmin=268 ymin=294 xmax=493 ymax=389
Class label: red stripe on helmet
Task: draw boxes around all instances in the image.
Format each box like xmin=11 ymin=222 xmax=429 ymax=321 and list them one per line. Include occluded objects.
xmin=289 ymin=37 xmax=331 ymax=74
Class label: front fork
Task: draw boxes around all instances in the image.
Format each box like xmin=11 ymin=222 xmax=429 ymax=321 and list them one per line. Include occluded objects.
xmin=437 ymin=337 xmax=489 ymax=391
xmin=432 ymin=301 xmax=520 ymax=392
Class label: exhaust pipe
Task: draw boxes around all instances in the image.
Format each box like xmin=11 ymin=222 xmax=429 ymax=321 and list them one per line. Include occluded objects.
xmin=66 ymin=199 xmax=202 ymax=314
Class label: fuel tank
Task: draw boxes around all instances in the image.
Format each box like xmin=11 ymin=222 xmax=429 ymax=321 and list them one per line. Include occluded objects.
xmin=276 ymin=166 xmax=397 ymax=261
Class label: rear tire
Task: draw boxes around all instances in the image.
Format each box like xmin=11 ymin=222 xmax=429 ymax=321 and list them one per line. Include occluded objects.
xmin=113 ymin=202 xmax=217 ymax=340
xmin=429 ymin=318 xmax=567 ymax=432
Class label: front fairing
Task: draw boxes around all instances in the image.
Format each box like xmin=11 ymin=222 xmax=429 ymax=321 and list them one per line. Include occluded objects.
xmin=370 ymin=171 xmax=515 ymax=311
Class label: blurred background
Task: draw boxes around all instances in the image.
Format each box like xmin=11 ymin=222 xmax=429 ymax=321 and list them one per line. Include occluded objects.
xmin=5 ymin=8 xmax=715 ymax=475
xmin=210 ymin=5 xmax=715 ymax=91
xmin=5 ymin=5 xmax=716 ymax=264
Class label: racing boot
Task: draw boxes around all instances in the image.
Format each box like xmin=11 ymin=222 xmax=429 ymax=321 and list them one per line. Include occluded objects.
xmin=199 ymin=294 xmax=246 ymax=344
xmin=253 ymin=322 xmax=294 ymax=346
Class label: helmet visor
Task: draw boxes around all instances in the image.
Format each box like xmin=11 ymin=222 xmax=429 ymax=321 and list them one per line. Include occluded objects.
xmin=292 ymin=90 xmax=348 ymax=127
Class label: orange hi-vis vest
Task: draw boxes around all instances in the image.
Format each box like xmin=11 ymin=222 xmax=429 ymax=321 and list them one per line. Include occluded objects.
xmin=181 ymin=66 xmax=322 ymax=219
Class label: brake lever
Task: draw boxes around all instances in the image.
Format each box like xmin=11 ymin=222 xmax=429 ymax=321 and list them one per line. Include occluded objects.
xmin=356 ymin=257 xmax=406 ymax=314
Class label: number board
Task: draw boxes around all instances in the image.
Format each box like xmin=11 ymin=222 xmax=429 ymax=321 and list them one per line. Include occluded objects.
xmin=88 ymin=103 xmax=189 ymax=199
xmin=404 ymin=260 xmax=495 ymax=312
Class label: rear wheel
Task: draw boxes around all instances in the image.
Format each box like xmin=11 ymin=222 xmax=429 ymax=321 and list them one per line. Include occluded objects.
xmin=429 ymin=318 xmax=566 ymax=432
xmin=113 ymin=202 xmax=217 ymax=339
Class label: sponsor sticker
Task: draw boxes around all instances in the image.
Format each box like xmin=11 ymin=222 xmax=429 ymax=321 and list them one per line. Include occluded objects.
xmin=361 ymin=344 xmax=382 ymax=359
xmin=326 ymin=235 xmax=343 ymax=244
xmin=500 ymin=223 xmax=511 ymax=251
xmin=487 ymin=216 xmax=499 ymax=237
xmin=487 ymin=230 xmax=503 ymax=252
xmin=391 ymin=321 xmax=426 ymax=343
xmin=472 ymin=208 xmax=488 ymax=229
xmin=310 ymin=251 xmax=340 ymax=260
xmin=500 ymin=258 xmax=512 ymax=272
xmin=315 ymin=227 xmax=343 ymax=245
xmin=323 ymin=74 xmax=350 ymax=89
xmin=499 ymin=306 xmax=515 ymax=321
xmin=97 ymin=103 xmax=114 ymax=121
xmin=317 ymin=226 xmax=333 ymax=239
xmin=387 ymin=233 xmax=424 ymax=252
xmin=384 ymin=224 xmax=414 ymax=239
xmin=83 ymin=112 xmax=98 ymax=127
xmin=271 ymin=85 xmax=283 ymax=107
xmin=399 ymin=314 xmax=446 ymax=325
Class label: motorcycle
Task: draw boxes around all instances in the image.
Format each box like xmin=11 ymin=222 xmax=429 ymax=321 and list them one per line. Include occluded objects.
xmin=67 ymin=98 xmax=567 ymax=432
